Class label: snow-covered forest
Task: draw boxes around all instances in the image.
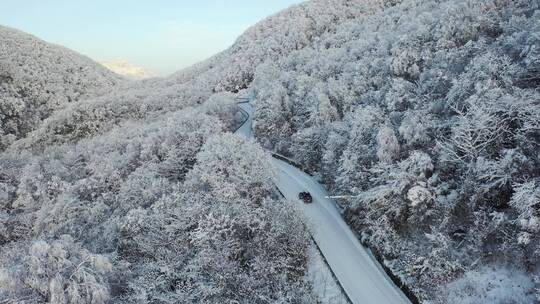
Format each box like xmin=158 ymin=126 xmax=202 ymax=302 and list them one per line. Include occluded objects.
xmin=250 ymin=0 xmax=540 ymax=301
xmin=1 ymin=0 xmax=539 ymax=303
xmin=0 ymin=26 xmax=126 ymax=150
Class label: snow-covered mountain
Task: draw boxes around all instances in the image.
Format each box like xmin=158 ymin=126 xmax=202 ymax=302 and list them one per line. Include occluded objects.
xmin=0 ymin=25 xmax=125 ymax=150
xmin=248 ymin=0 xmax=540 ymax=302
xmin=1 ymin=0 xmax=539 ymax=303
xmin=100 ymin=59 xmax=156 ymax=79
xmin=8 ymin=0 xmax=380 ymax=151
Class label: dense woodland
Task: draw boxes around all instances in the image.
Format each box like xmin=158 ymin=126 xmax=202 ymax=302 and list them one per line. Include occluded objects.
xmin=251 ymin=0 xmax=540 ymax=302
xmin=1 ymin=0 xmax=539 ymax=303
xmin=0 ymin=26 xmax=125 ymax=150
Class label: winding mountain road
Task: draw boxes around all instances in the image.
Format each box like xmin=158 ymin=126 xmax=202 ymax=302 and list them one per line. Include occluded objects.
xmin=235 ymin=98 xmax=410 ymax=304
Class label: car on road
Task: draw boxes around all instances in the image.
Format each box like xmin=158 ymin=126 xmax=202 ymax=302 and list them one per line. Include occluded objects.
xmin=298 ymin=191 xmax=313 ymax=204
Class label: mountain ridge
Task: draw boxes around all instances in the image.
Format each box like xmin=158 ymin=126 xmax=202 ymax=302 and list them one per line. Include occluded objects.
xmin=0 ymin=25 xmax=125 ymax=150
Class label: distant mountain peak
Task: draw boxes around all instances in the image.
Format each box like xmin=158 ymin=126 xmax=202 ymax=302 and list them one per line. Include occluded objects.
xmin=100 ymin=59 xmax=156 ymax=80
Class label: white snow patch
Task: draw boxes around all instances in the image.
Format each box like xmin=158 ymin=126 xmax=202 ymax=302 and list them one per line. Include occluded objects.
xmin=433 ymin=266 xmax=537 ymax=304
xmin=306 ymin=244 xmax=349 ymax=304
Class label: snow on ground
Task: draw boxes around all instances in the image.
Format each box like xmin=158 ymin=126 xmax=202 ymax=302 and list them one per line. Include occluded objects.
xmin=306 ymin=244 xmax=350 ymax=304
xmin=430 ymin=266 xmax=537 ymax=304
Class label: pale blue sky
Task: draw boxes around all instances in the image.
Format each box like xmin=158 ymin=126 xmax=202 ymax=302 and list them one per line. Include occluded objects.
xmin=0 ymin=0 xmax=304 ymax=75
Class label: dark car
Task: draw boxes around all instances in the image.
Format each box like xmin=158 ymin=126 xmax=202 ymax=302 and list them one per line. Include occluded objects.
xmin=298 ymin=191 xmax=313 ymax=204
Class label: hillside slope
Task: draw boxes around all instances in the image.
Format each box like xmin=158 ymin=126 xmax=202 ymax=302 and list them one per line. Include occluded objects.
xmin=11 ymin=0 xmax=383 ymax=151
xmin=1 ymin=0 xmax=539 ymax=303
xmin=0 ymin=5 xmax=337 ymax=301
xmin=250 ymin=0 xmax=540 ymax=302
xmin=0 ymin=25 xmax=125 ymax=150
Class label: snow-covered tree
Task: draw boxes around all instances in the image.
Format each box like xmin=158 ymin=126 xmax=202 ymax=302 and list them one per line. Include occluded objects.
xmin=376 ymin=125 xmax=400 ymax=163
xmin=184 ymin=133 xmax=276 ymax=203
xmin=0 ymin=235 xmax=112 ymax=304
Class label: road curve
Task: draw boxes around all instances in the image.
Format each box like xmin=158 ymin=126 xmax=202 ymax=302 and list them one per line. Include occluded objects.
xmin=234 ymin=98 xmax=410 ymax=304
